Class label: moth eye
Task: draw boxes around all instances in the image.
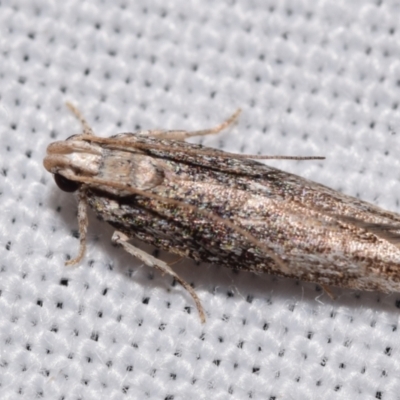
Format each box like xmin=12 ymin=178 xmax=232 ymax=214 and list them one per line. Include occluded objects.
xmin=66 ymin=134 xmax=80 ymax=141
xmin=54 ymin=174 xmax=81 ymax=192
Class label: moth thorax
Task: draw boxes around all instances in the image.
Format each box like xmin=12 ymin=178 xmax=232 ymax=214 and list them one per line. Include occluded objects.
xmin=100 ymin=151 xmax=165 ymax=190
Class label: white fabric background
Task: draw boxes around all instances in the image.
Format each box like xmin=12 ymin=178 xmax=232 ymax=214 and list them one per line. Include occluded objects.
xmin=1 ymin=0 xmax=400 ymax=399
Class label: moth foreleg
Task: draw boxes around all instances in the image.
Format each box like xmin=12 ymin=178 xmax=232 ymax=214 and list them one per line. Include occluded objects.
xmin=111 ymin=231 xmax=206 ymax=323
xmin=144 ymin=109 xmax=241 ymax=141
xmin=66 ymin=190 xmax=89 ymax=266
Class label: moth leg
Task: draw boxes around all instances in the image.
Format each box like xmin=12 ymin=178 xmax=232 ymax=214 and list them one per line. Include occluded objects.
xmin=66 ymin=190 xmax=89 ymax=266
xmin=111 ymin=231 xmax=206 ymax=323
xmin=66 ymin=102 xmax=95 ymax=136
xmin=145 ymin=109 xmax=241 ymax=141
xmin=321 ymin=284 xmax=336 ymax=300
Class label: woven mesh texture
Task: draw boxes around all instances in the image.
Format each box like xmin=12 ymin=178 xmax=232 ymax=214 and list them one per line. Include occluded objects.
xmin=1 ymin=0 xmax=400 ymax=399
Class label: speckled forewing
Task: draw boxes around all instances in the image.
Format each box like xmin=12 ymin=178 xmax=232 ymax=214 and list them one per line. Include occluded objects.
xmin=86 ymin=134 xmax=400 ymax=293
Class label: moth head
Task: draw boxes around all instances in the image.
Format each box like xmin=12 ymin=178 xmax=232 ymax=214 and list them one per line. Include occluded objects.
xmin=43 ymin=137 xmax=102 ymax=192
xmin=54 ymin=173 xmax=81 ymax=192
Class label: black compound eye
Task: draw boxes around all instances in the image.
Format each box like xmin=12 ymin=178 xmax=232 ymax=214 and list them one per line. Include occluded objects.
xmin=66 ymin=134 xmax=79 ymax=141
xmin=54 ymin=174 xmax=81 ymax=192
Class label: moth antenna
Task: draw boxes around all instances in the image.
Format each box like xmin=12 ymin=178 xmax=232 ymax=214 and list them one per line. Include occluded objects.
xmin=66 ymin=102 xmax=95 ymax=136
xmin=80 ymin=135 xmax=325 ymax=162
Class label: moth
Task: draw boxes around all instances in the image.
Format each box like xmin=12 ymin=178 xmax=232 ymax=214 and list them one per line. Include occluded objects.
xmin=44 ymin=103 xmax=400 ymax=323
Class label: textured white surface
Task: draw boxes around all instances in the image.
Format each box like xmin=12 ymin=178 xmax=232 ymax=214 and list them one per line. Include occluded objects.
xmin=1 ymin=0 xmax=400 ymax=399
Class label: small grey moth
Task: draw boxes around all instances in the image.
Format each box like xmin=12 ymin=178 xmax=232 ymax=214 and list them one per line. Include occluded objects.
xmin=44 ymin=103 xmax=400 ymax=323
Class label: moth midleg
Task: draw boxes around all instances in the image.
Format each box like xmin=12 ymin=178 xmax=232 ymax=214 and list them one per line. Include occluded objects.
xmin=111 ymin=231 xmax=206 ymax=323
xmin=144 ymin=109 xmax=241 ymax=141
xmin=66 ymin=102 xmax=95 ymax=136
xmin=66 ymin=190 xmax=89 ymax=266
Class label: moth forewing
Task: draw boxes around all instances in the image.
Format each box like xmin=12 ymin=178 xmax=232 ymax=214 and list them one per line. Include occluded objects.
xmin=44 ymin=103 xmax=400 ymax=323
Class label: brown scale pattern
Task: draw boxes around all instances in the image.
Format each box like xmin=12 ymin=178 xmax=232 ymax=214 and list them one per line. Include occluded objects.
xmin=84 ymin=134 xmax=400 ymax=293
